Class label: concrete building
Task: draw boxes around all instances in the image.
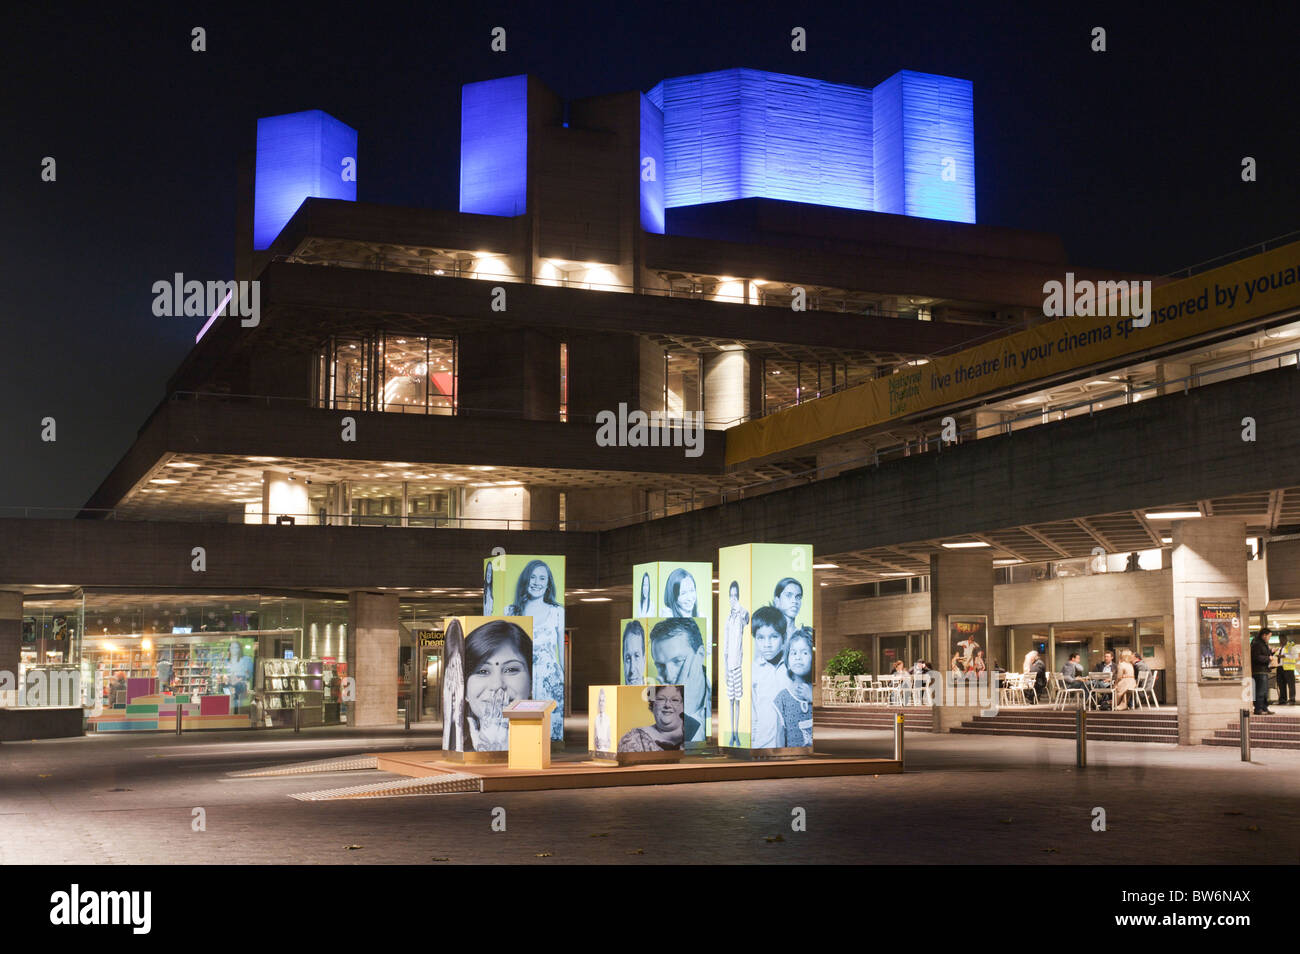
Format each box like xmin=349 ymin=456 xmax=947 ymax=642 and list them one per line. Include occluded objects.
xmin=5 ymin=67 xmax=1300 ymax=745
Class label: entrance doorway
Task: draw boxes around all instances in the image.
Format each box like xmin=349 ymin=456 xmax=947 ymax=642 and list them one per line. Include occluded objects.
xmin=414 ymin=628 xmax=446 ymax=723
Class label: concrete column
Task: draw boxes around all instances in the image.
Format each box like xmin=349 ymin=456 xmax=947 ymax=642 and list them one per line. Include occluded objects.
xmin=703 ymin=350 xmax=752 ymax=427
xmin=639 ymin=338 xmax=666 ymax=413
xmin=347 ymin=592 xmax=399 ymax=727
xmin=262 ymin=470 xmax=309 ymax=525
xmin=528 ymin=485 xmax=560 ymax=530
xmin=1171 ymin=517 xmax=1247 ymax=743
xmin=972 ymin=410 xmax=1003 ymax=439
xmin=929 ymin=551 xmax=994 ymax=673
xmin=564 ymin=488 xmax=645 ymax=527
xmin=0 ymin=591 xmax=21 ymax=704
xmin=1157 ymin=361 xmax=1192 ymax=396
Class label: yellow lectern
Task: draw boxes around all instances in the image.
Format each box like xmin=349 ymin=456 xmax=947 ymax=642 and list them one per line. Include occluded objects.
xmin=504 ymin=700 xmax=557 ymax=770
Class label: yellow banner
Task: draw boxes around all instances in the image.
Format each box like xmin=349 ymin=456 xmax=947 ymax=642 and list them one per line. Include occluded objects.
xmin=726 ymin=240 xmax=1300 ymax=465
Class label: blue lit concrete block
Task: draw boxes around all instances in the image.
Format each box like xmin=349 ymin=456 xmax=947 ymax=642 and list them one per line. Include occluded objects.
xmin=639 ymin=93 xmax=665 ymax=234
xmin=460 ymin=75 xmax=529 ymax=216
xmin=648 ymin=68 xmax=873 ymax=212
xmin=254 ymin=110 xmax=357 ymax=250
xmin=872 ymin=70 xmax=975 ymax=223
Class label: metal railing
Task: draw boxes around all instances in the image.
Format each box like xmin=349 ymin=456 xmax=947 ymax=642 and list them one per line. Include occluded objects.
xmin=272 ymin=253 xmax=952 ymax=322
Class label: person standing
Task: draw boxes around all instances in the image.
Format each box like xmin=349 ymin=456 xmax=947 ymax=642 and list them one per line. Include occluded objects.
xmin=1277 ymin=632 xmax=1299 ymax=706
xmin=1251 ymin=628 xmax=1274 ymax=716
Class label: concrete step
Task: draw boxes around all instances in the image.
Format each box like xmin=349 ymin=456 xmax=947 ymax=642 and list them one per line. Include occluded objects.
xmin=951 ymin=725 xmax=1177 ymax=743
xmin=1204 ymin=737 xmax=1300 ymax=750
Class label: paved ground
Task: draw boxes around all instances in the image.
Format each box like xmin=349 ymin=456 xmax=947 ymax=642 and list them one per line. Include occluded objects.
xmin=3 ymin=718 xmax=1298 ymax=864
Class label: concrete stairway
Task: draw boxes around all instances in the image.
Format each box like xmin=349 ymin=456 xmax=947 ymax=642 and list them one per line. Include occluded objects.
xmin=814 ymin=706 xmax=934 ymax=732
xmin=949 ymin=707 xmax=1178 ymax=744
xmin=1203 ymin=712 xmax=1300 ymax=750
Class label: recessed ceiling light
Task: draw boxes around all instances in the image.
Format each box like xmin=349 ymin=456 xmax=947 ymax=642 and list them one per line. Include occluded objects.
xmin=166 ymin=461 xmax=199 ymax=468
xmin=813 ymin=563 xmax=839 ymax=569
xmin=246 ymin=457 xmax=280 ymax=462
xmin=1144 ymin=511 xmax=1201 ymax=520
xmin=941 ymin=541 xmax=990 ymax=549
xmin=150 ymin=478 xmax=179 ymax=485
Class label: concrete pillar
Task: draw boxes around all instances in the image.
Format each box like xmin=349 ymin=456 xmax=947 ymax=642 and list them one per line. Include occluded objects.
xmin=528 ymin=486 xmax=560 ymax=530
xmin=347 ymin=591 xmax=399 ymax=727
xmin=564 ymin=487 xmax=645 ymax=527
xmin=566 ymin=599 xmax=626 ymax=713
xmin=703 ymin=350 xmax=752 ymax=427
xmin=262 ymin=470 xmax=309 ymax=525
xmin=972 ymin=410 xmax=1004 ymax=439
xmin=1157 ymin=361 xmax=1192 ymax=396
xmin=0 ymin=591 xmax=21 ymax=704
xmin=461 ymin=484 xmax=528 ymax=531
xmin=1171 ymin=517 xmax=1247 ymax=744
xmin=639 ymin=338 xmax=666 ymax=413
xmin=929 ymin=551 xmax=995 ymax=673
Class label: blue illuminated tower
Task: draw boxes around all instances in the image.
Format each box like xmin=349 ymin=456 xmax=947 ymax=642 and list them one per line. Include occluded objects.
xmin=253 ymin=110 xmax=358 ymax=250
xmin=872 ymin=71 xmax=976 ymax=223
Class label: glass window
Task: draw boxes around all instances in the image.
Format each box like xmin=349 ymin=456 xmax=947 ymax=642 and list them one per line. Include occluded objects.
xmin=316 ymin=333 xmax=456 ymax=415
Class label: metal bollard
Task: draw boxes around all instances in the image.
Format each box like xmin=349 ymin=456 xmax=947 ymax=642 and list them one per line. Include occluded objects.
xmin=893 ymin=713 xmax=905 ymax=765
xmin=1240 ymin=708 xmax=1251 ymax=762
xmin=176 ymin=705 xmax=183 ymax=736
xmin=294 ymin=698 xmax=301 ymax=734
xmin=1075 ymin=708 xmax=1086 ymax=768
xmin=404 ymin=700 xmax=411 ymax=731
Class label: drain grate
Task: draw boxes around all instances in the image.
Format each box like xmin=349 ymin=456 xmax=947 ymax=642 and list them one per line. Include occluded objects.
xmin=291 ymin=773 xmax=482 ymax=800
xmin=228 ymin=755 xmax=379 ymax=778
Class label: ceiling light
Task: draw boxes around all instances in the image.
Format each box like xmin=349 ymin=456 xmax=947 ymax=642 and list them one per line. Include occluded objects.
xmin=166 ymin=461 xmax=199 ymax=468
xmin=993 ymin=558 xmax=1020 ymax=566
xmin=246 ymin=456 xmax=280 ymax=463
xmin=1144 ymin=511 xmax=1201 ymax=520
xmin=580 ymin=597 xmax=611 ymax=603
xmin=941 ymin=541 xmax=990 ymax=549
xmin=1161 ymin=536 xmax=1172 ymax=544
xmin=813 ymin=563 xmax=839 ymax=569
xmin=150 ymin=478 xmax=179 ymax=485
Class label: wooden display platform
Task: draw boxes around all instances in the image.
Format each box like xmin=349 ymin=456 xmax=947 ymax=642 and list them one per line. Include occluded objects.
xmin=374 ymin=750 xmax=901 ymax=792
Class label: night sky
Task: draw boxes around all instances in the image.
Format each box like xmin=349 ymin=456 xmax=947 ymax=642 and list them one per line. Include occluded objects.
xmin=5 ymin=2 xmax=1298 ymax=511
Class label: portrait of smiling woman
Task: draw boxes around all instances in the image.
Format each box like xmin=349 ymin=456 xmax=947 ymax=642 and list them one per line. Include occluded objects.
xmin=662 ymin=567 xmax=699 ymax=619
xmin=461 ymin=620 xmax=533 ymax=752
xmin=618 ymin=684 xmax=690 ymax=752
xmin=505 ymin=559 xmax=565 ymax=739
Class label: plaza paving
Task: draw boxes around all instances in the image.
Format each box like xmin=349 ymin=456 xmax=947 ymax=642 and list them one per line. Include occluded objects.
xmin=2 ymin=718 xmax=1297 ymax=864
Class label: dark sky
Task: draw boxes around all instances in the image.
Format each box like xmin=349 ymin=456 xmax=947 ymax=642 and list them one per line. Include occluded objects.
xmin=4 ymin=2 xmax=1298 ymax=511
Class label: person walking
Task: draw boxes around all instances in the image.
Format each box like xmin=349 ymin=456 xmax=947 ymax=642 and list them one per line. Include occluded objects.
xmin=1251 ymin=628 xmax=1274 ymax=716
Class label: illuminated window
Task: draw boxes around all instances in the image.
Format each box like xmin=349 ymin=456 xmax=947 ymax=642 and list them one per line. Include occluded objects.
xmin=315 ymin=333 xmax=456 ymax=415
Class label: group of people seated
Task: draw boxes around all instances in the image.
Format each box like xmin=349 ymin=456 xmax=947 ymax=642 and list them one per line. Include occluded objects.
xmin=1033 ymin=648 xmax=1148 ymax=709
